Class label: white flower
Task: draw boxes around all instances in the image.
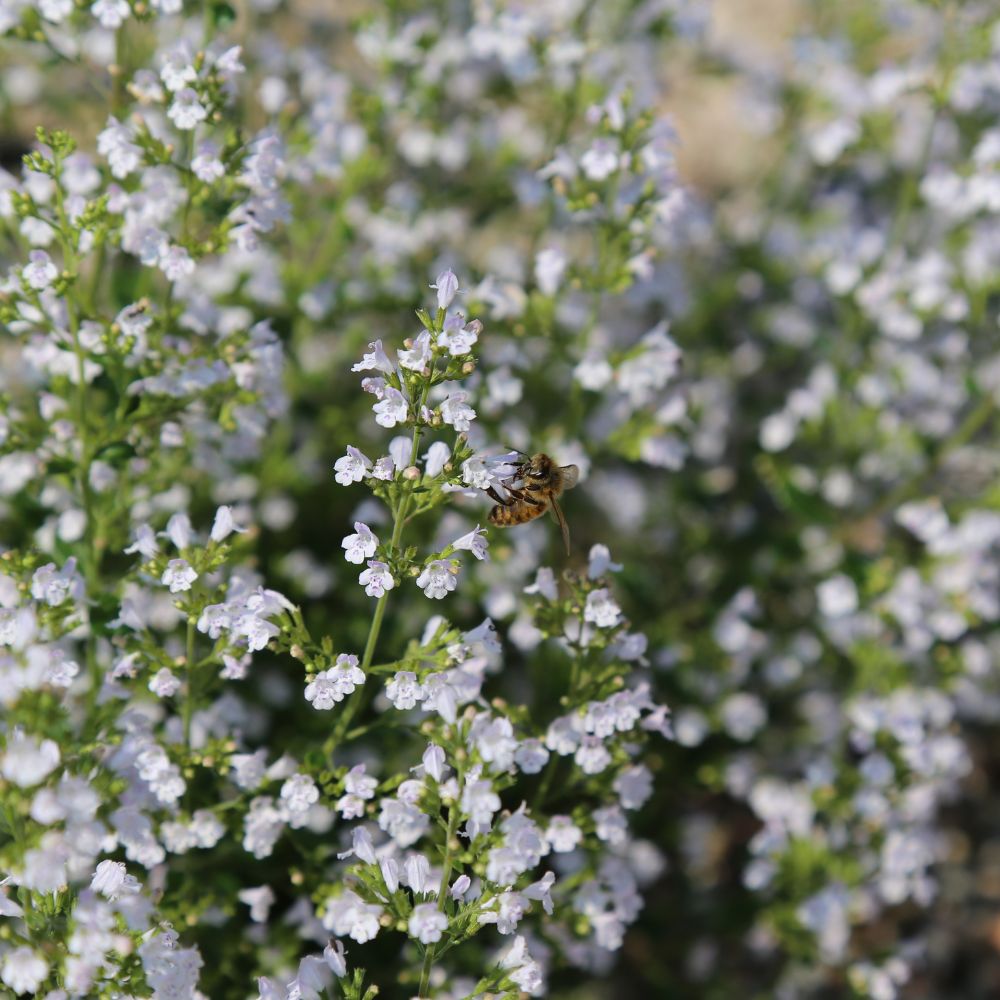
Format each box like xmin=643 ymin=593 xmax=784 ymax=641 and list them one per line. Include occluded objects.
xmin=161 ymin=558 xmax=198 ymax=593
xmin=1 ymin=734 xmax=60 ymax=787
xmin=593 ymin=805 xmax=628 ymax=844
xmin=513 ymin=738 xmax=549 ymax=774
xmin=149 ymin=667 xmax=181 ymax=698
xmin=373 ymin=386 xmax=409 ymax=427
xmin=344 ymin=764 xmax=377 ymax=798
xmin=323 ymin=890 xmax=383 ymax=943
xmin=337 ymin=826 xmax=377 ymax=865
xmin=192 ymin=142 xmax=225 ymax=182
xmin=280 ymin=773 xmax=319 ymax=815
xmin=385 ymin=670 xmax=424 ymax=709
xmin=168 ymin=88 xmax=208 ymax=130
xmin=478 ymin=889 xmax=527 ymax=934
xmin=39 ymin=0 xmax=73 ymax=22
xmin=91 ymin=0 xmax=130 ymax=29
xmin=97 ymin=116 xmax=142 ymax=180
xmin=535 ymin=247 xmax=567 ymax=296
xmin=501 ymin=936 xmax=544 ymax=994
xmin=613 ymin=763 xmax=654 ymax=809
xmin=304 ymin=654 xmax=365 ymax=709
xmin=378 ymin=796 xmax=429 ymax=848
xmin=416 ymin=559 xmax=459 ymax=599
xmin=817 ymin=575 xmax=858 ymax=618
xmin=359 ymin=560 xmax=395 ymax=598
xmin=235 ymin=612 xmax=280 ymax=652
xmin=351 ymin=339 xmax=394 ymax=374
xmin=30 ymin=558 xmax=82 ymax=606
xmin=583 ymin=588 xmax=622 ymax=628
xmin=424 ymin=441 xmax=451 ymax=477
xmin=580 ymin=138 xmax=622 ymax=180
xmin=160 ymin=43 xmax=197 ymax=91
xmin=337 ymin=764 xmax=376 ymax=817
xmin=545 ymin=815 xmax=583 ymax=852
xmin=342 ymin=522 xmax=379 ymax=565
xmin=574 ymin=734 xmax=612 ymax=774
xmin=452 ymin=525 xmax=489 ymax=560
xmin=440 ymin=391 xmax=476 ymax=431
xmin=421 ymin=743 xmax=447 ymax=782
xmin=461 ymin=777 xmax=500 ymax=835
xmin=23 ymin=250 xmax=58 ymax=290
xmin=523 ymin=870 xmax=556 ymax=914
xmin=334 ymin=446 xmax=372 ymax=485
xmin=720 ymin=692 xmax=767 ymax=741
xmin=408 ymin=902 xmax=448 ymax=944
xmin=587 ymin=544 xmax=622 ymax=579
xmin=160 ymin=244 xmax=196 ymax=281
xmin=525 ymin=567 xmax=559 ymax=600
xmin=324 ymin=940 xmax=348 ymax=977
xmin=450 ymin=874 xmax=471 ymax=900
xmin=238 ymin=885 xmax=276 ymax=923
xmin=165 ymin=512 xmax=194 ymax=549
xmin=1 ymin=947 xmax=48 ymax=996
xmin=438 ymin=315 xmax=480 ymax=356
xmin=90 ymin=860 xmax=141 ymax=900
xmin=398 ymin=330 xmax=432 ymax=371
xmin=211 ymin=505 xmax=245 ymax=542
xmin=431 ymin=269 xmax=459 ymax=309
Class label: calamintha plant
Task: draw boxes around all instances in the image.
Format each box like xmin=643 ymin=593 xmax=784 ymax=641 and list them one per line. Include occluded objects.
xmin=5 ymin=1 xmax=1000 ymax=999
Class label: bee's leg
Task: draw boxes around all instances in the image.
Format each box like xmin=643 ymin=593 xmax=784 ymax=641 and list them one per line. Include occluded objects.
xmin=485 ymin=485 xmax=510 ymax=505
xmin=550 ymin=498 xmax=571 ymax=555
xmin=504 ymin=487 xmax=544 ymax=506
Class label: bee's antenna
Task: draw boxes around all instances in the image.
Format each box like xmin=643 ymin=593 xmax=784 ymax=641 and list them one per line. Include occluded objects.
xmin=499 ymin=442 xmax=528 ymax=458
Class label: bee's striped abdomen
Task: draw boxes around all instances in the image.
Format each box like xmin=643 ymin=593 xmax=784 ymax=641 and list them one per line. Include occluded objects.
xmin=489 ymin=501 xmax=548 ymax=527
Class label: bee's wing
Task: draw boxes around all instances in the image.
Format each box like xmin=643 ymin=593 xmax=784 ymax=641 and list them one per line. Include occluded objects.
xmin=550 ymin=497 xmax=571 ymax=555
xmin=559 ymin=464 xmax=580 ymax=490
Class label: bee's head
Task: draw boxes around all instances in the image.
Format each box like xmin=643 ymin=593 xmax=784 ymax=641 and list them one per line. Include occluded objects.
xmin=526 ymin=453 xmax=553 ymax=479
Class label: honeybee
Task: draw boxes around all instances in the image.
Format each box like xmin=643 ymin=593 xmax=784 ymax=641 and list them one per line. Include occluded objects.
xmin=486 ymin=453 xmax=580 ymax=555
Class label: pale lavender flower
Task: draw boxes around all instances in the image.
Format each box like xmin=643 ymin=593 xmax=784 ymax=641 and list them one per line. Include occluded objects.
xmin=583 ymin=588 xmax=622 ymax=628
xmin=438 ymin=315 xmax=480 ymax=356
xmin=424 ymin=441 xmax=451 ymax=477
xmin=161 ymin=559 xmax=198 ymax=593
xmin=304 ymin=654 xmax=365 ymax=709
xmin=409 ymin=902 xmax=448 ymax=944
xmin=359 ymin=560 xmax=394 ymax=598
xmin=342 ymin=522 xmax=379 ymax=564
xmin=431 ymin=269 xmax=459 ymax=309
xmin=167 ymin=88 xmax=208 ymax=130
xmin=374 ymin=387 xmax=409 ymax=428
xmin=416 ymin=559 xmax=459 ymax=599
xmin=91 ymin=0 xmax=129 ymax=29
xmin=386 ymin=670 xmax=424 ymax=709
xmin=398 ymin=330 xmax=432 ymax=371
xmin=453 ymin=526 xmax=489 ymax=560
xmin=149 ymin=668 xmax=181 ymax=698
xmin=211 ymin=505 xmax=245 ymax=542
xmin=23 ymin=250 xmax=58 ymax=290
xmin=90 ymin=860 xmax=141 ymax=900
xmin=334 ymin=446 xmax=372 ymax=485
xmin=351 ymin=339 xmax=395 ymax=374
xmin=440 ymin=391 xmax=476 ymax=431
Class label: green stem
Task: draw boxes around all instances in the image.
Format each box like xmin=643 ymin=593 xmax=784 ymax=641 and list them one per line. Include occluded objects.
xmin=54 ymin=154 xmax=103 ymax=703
xmin=868 ymin=393 xmax=995 ymax=520
xmin=330 ymin=379 xmax=432 ymax=749
xmin=183 ymin=618 xmax=196 ymax=747
xmin=418 ymin=781 xmax=463 ymax=997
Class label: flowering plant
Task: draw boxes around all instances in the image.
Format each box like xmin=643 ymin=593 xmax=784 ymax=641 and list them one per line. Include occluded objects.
xmin=3 ymin=1 xmax=1000 ymax=999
